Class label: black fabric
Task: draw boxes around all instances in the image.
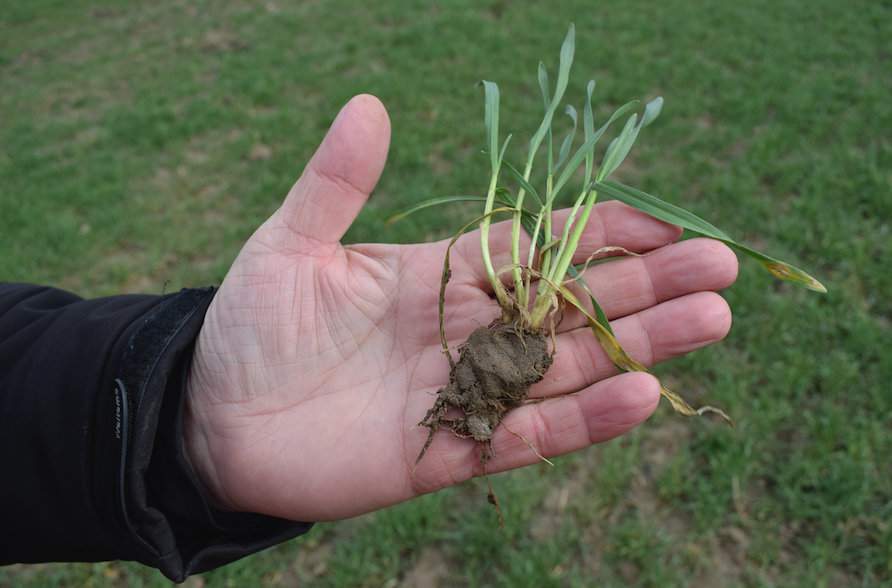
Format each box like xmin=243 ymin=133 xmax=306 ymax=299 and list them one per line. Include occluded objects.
xmin=0 ymin=283 xmax=311 ymax=582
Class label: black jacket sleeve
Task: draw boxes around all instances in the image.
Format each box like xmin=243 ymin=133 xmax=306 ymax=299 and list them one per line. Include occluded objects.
xmin=0 ymin=283 xmax=312 ymax=582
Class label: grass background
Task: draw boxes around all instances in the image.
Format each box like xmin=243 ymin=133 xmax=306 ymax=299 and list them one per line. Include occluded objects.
xmin=1 ymin=0 xmax=890 ymax=586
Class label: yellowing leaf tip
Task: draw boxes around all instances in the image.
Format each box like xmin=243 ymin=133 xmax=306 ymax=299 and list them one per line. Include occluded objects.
xmin=763 ymin=261 xmax=827 ymax=293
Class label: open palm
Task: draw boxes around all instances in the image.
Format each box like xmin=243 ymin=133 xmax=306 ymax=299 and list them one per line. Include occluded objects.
xmin=184 ymin=95 xmax=738 ymax=522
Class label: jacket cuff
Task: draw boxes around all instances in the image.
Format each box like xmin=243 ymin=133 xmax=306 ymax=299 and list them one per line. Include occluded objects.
xmin=94 ymin=287 xmax=311 ymax=582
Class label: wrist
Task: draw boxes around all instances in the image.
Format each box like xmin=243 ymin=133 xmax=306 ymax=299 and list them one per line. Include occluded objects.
xmin=183 ymin=354 xmax=237 ymax=512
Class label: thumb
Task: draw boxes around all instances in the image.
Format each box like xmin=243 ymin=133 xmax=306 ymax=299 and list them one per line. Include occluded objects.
xmin=273 ymin=94 xmax=391 ymax=250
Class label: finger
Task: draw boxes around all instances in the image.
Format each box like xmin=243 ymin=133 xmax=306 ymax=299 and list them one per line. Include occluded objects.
xmin=272 ymin=94 xmax=391 ymax=252
xmin=532 ymin=291 xmax=732 ymax=399
xmin=556 ymin=238 xmax=738 ymax=330
xmin=480 ymin=372 xmax=660 ymax=476
xmin=450 ymin=201 xmax=681 ymax=291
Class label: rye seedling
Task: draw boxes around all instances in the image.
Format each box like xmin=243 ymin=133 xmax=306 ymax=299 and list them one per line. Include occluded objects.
xmin=395 ymin=25 xmax=826 ymax=471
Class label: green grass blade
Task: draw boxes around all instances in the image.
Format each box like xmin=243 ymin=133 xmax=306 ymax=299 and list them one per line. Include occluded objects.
xmin=583 ymin=80 xmax=596 ymax=183
xmin=595 ymin=179 xmax=732 ymax=239
xmin=498 ymin=133 xmax=513 ymax=165
xmin=641 ymin=96 xmax=663 ymax=127
xmin=495 ymin=187 xmax=538 ymax=213
xmin=599 ymin=112 xmax=638 ymax=178
xmin=554 ymin=23 xmax=575 ymax=103
xmin=482 ymin=80 xmax=500 ymax=172
xmin=596 ymin=180 xmax=827 ymax=292
xmin=386 ymin=195 xmax=488 ymax=224
xmin=537 ymin=62 xmax=550 ymax=109
xmin=503 ymin=160 xmax=543 ymax=206
xmin=555 ymin=104 xmax=578 ymax=171
xmin=538 ymin=62 xmax=555 ymax=174
xmin=599 ymin=97 xmax=663 ymax=179
xmin=551 ymin=100 xmax=639 ymax=198
xmin=529 ymin=24 xmax=575 ymax=156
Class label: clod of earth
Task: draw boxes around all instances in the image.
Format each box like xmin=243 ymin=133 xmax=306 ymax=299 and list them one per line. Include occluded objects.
xmin=416 ymin=322 xmax=552 ymax=465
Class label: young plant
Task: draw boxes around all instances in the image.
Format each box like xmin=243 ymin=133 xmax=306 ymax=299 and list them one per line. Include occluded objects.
xmin=398 ymin=24 xmax=826 ymax=467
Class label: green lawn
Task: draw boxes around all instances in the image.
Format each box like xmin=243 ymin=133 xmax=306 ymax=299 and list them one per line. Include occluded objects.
xmin=1 ymin=1 xmax=890 ymax=586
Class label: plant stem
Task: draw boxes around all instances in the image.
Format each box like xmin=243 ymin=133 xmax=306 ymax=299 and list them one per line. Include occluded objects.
xmin=530 ymin=185 xmax=599 ymax=328
xmin=524 ymin=172 xmax=554 ymax=310
xmin=481 ymin=171 xmax=513 ymax=312
xmin=510 ymin=159 xmax=535 ymax=309
xmin=548 ymin=187 xmax=588 ymax=274
xmin=541 ymin=174 xmax=554 ymax=277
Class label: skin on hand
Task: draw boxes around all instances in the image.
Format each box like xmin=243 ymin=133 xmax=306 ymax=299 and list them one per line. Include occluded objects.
xmin=184 ymin=94 xmax=738 ymax=522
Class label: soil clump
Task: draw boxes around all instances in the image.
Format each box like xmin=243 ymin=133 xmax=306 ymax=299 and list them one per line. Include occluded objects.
xmin=416 ymin=321 xmax=553 ymax=464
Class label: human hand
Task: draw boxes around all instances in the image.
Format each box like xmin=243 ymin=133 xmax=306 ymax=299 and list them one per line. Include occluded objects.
xmin=184 ymin=95 xmax=738 ymax=522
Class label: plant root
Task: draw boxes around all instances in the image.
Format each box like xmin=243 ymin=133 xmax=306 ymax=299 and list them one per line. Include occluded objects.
xmin=502 ymin=421 xmax=554 ymax=467
xmin=482 ymin=455 xmax=505 ymax=528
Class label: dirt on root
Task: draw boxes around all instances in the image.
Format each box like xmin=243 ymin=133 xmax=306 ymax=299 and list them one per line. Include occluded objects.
xmin=416 ymin=321 xmax=553 ymax=464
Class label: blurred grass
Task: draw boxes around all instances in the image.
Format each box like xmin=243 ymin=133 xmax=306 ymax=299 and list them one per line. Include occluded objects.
xmin=1 ymin=0 xmax=890 ymax=586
